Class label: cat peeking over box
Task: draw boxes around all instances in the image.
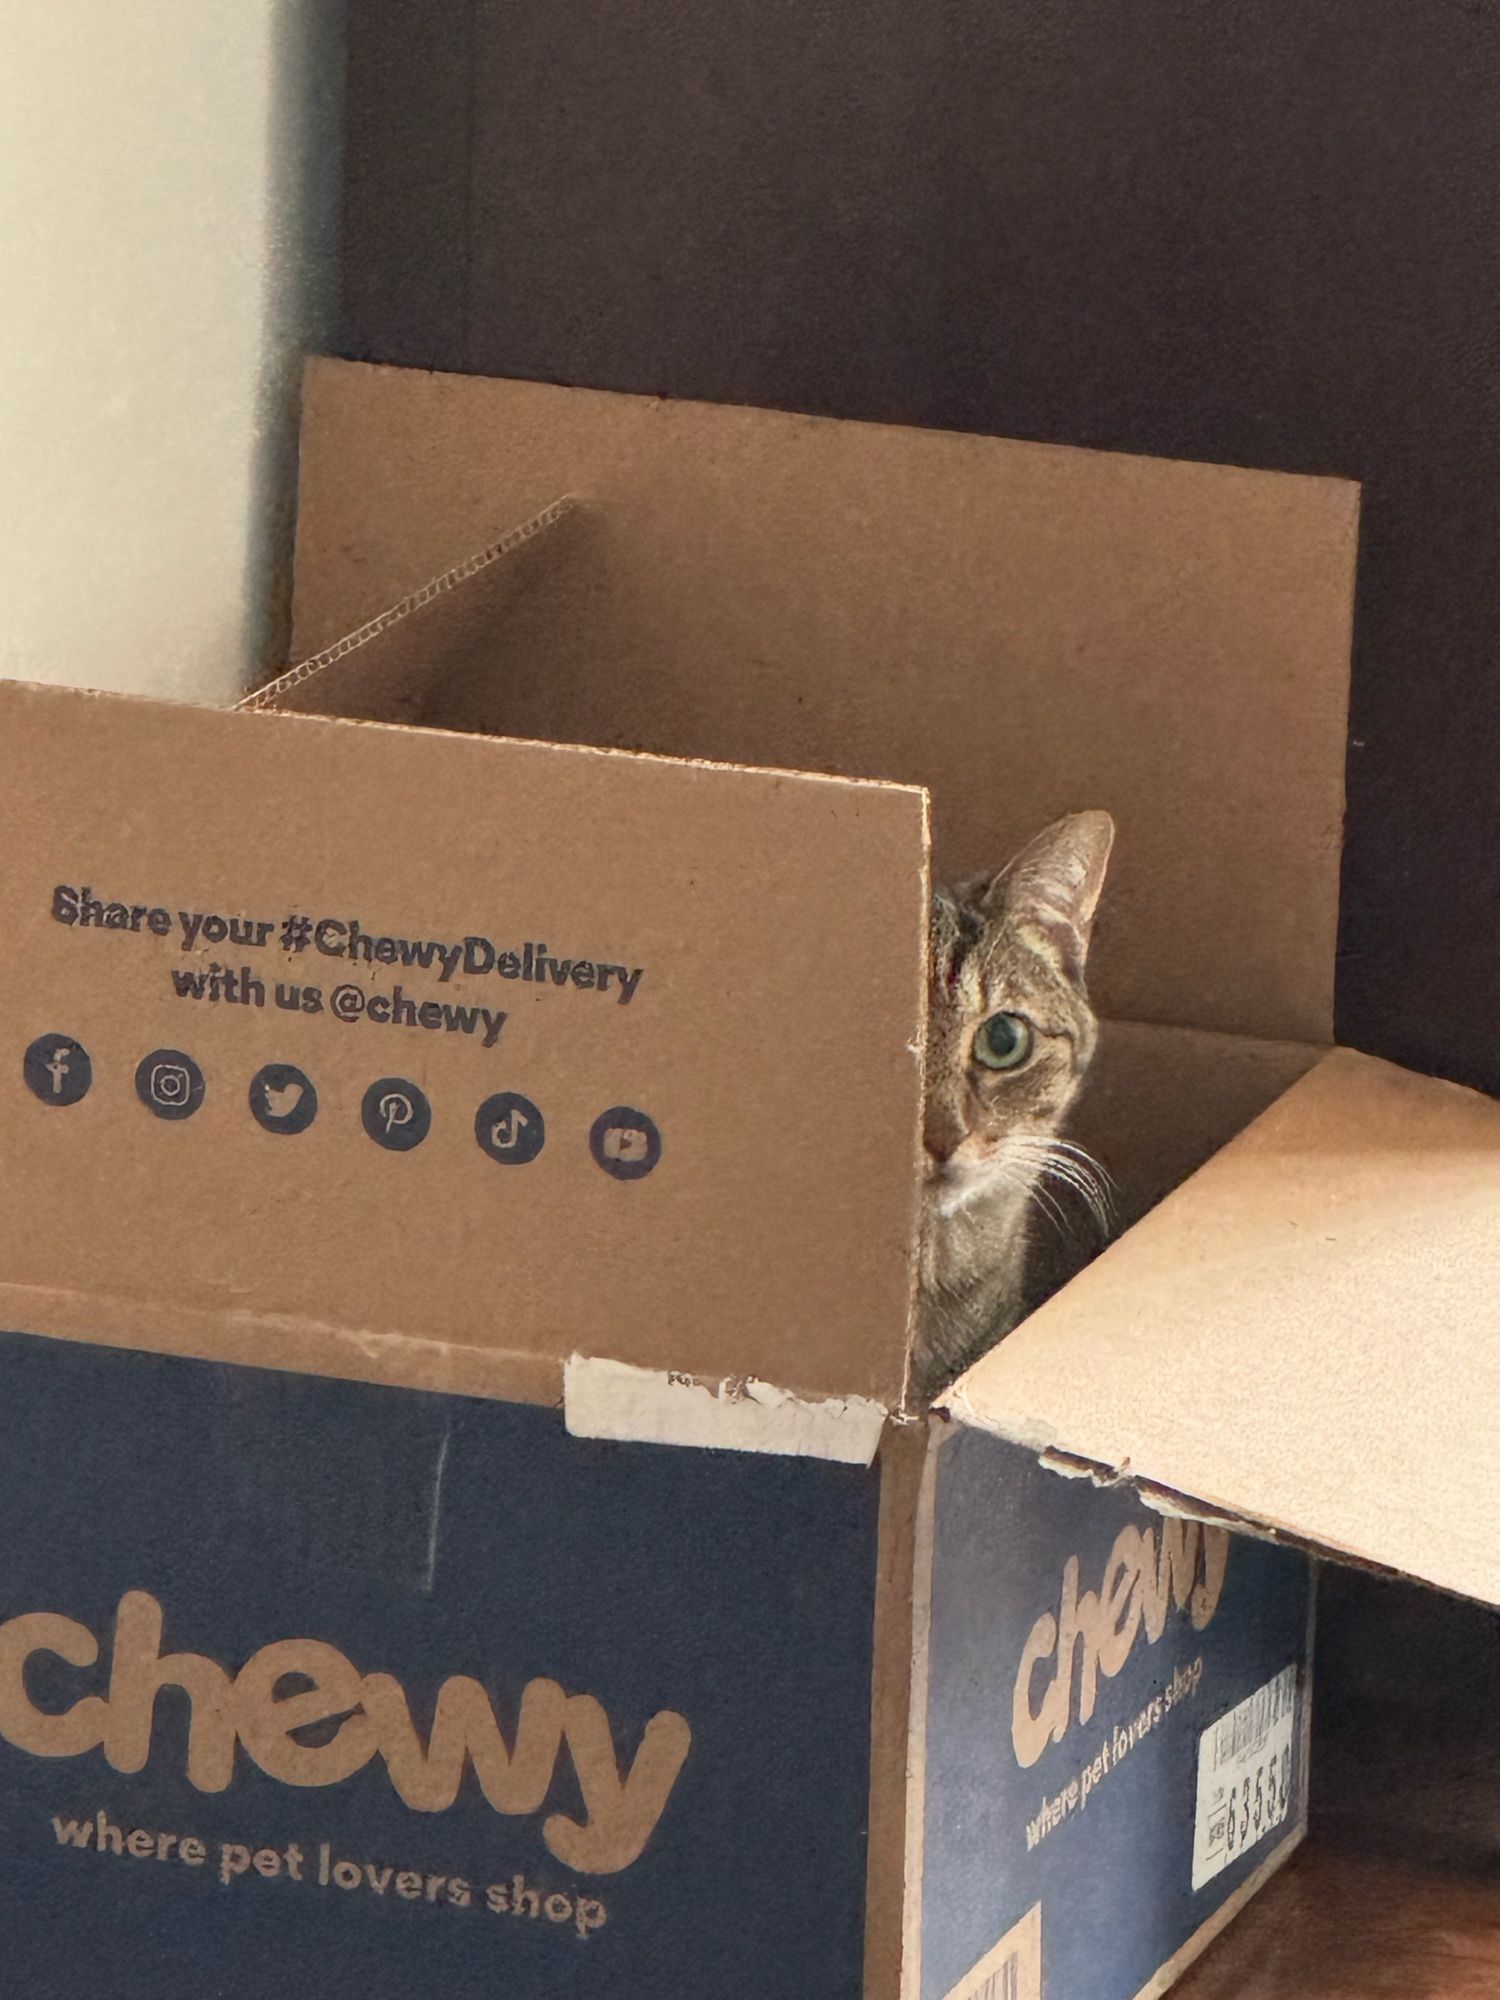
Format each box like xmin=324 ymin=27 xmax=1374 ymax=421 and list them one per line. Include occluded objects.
xmin=915 ymin=812 xmax=1115 ymax=1406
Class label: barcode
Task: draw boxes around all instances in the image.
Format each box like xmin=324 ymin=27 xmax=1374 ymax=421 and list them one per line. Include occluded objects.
xmin=1193 ymin=1664 xmax=1299 ymax=1890
xmin=1209 ymin=1664 xmax=1295 ymax=1771
xmin=973 ymin=1955 xmax=1020 ymax=2000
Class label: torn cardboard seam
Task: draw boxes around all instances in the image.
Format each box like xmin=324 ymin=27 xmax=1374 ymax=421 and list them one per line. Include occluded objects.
xmin=564 ymin=1354 xmax=888 ymax=1466
xmin=1021 ymin=1436 xmax=1312 ymax=1541
xmin=1022 ymin=1439 xmax=1485 ymax=1605
xmin=1032 ymin=1446 xmax=1257 ymax=1528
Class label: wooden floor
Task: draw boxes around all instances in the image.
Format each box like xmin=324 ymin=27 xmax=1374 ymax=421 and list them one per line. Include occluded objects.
xmin=1174 ymin=1842 xmax=1500 ymax=1997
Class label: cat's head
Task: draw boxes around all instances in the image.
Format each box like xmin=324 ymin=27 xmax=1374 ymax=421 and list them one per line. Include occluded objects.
xmin=924 ymin=811 xmax=1115 ymax=1224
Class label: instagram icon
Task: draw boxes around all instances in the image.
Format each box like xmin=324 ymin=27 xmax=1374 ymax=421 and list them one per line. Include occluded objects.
xmin=135 ymin=1048 xmax=206 ymax=1122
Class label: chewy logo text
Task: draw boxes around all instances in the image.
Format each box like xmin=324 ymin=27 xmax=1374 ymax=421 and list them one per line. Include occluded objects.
xmin=1012 ymin=1517 xmax=1229 ymax=1768
xmin=0 ymin=1591 xmax=691 ymax=1874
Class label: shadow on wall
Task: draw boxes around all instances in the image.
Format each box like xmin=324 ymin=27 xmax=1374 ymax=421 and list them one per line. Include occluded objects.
xmin=253 ymin=0 xmax=347 ymax=681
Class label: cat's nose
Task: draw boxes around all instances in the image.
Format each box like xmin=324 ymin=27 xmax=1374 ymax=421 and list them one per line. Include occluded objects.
xmin=923 ymin=1116 xmax=964 ymax=1165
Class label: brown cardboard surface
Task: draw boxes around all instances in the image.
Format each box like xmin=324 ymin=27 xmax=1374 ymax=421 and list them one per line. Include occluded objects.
xmin=0 ymin=678 xmax=927 ymax=1404
xmin=286 ymin=358 xmax=1359 ymax=1045
xmin=242 ymin=498 xmax=586 ymax=725
xmin=950 ymin=1050 xmax=1500 ymax=1608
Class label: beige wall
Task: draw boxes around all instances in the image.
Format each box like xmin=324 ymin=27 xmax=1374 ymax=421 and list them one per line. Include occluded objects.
xmin=0 ymin=0 xmax=343 ymax=703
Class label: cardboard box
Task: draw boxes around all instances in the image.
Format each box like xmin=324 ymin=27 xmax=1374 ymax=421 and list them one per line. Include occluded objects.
xmin=0 ymin=364 xmax=1493 ymax=1998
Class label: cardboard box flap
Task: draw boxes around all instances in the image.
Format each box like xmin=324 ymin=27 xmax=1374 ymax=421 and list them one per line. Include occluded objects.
xmin=0 ymin=678 xmax=927 ymax=1409
xmin=240 ymin=498 xmax=584 ymax=728
xmin=947 ymin=1049 xmax=1500 ymax=1608
xmin=285 ymin=358 xmax=1360 ymax=1046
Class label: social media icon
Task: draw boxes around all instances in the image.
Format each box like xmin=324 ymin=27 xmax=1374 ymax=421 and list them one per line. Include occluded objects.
xmin=23 ymin=1034 xmax=92 ymax=1107
xmin=249 ymin=1063 xmax=318 ymax=1136
xmin=154 ymin=1065 xmax=189 ymax=1105
xmin=135 ymin=1048 xmax=206 ymax=1122
xmin=361 ymin=1076 xmax=431 ymax=1152
xmin=474 ymin=1091 xmax=546 ymax=1167
xmin=588 ymin=1106 xmax=662 ymax=1181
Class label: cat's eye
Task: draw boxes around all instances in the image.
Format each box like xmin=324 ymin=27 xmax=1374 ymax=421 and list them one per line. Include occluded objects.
xmin=973 ymin=1011 xmax=1034 ymax=1072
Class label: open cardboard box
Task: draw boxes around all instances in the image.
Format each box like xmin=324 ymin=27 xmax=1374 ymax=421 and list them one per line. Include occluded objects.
xmin=0 ymin=362 xmax=1493 ymax=1998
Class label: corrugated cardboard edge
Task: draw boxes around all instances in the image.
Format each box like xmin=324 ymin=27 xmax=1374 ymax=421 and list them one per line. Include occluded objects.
xmin=865 ymin=1423 xmax=930 ymax=2000
xmin=1127 ymin=1826 xmax=1306 ymax=2000
xmin=899 ymin=1424 xmax=946 ymax=2000
xmin=236 ymin=498 xmax=581 ymax=711
xmin=232 ymin=602 xmax=939 ymax=812
xmin=0 ymin=1280 xmax=564 ymax=1410
xmin=563 ymin=1354 xmax=890 ymax=1466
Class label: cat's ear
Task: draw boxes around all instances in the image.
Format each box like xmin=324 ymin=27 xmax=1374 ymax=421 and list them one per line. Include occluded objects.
xmin=982 ymin=811 xmax=1115 ymax=978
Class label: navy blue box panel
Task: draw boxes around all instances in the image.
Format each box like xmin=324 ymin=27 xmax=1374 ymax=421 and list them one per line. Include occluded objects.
xmin=920 ymin=1430 xmax=1312 ymax=2000
xmin=0 ymin=1329 xmax=881 ymax=1998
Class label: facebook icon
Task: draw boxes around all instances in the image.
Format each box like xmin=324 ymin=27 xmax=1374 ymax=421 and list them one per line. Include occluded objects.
xmin=23 ymin=1034 xmax=92 ymax=1107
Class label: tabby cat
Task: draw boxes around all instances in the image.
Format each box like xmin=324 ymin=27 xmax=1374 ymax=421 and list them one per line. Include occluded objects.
xmin=911 ymin=810 xmax=1115 ymax=1406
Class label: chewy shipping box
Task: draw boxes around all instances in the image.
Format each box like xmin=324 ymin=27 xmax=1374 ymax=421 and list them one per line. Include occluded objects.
xmin=1 ymin=365 xmax=1491 ymax=1998
xmin=0 ymin=678 xmax=1309 ymax=2000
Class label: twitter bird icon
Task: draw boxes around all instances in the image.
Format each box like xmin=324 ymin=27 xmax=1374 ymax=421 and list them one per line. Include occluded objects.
xmin=249 ymin=1063 xmax=319 ymax=1135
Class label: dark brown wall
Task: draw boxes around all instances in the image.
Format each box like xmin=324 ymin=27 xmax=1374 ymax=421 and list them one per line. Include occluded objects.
xmin=342 ymin=0 xmax=1500 ymax=1098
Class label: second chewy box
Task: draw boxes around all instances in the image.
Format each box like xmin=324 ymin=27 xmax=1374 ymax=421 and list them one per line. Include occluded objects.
xmin=0 ymin=365 xmax=1367 ymax=1996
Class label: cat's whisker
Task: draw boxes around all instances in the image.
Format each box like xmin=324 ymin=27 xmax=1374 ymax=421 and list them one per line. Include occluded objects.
xmin=1044 ymin=1167 xmax=1113 ymax=1240
xmin=1019 ymin=1176 xmax=1070 ymax=1239
xmin=992 ymin=1160 xmax=1071 ymax=1239
xmin=1040 ymin=1173 xmax=1106 ymax=1240
xmin=1003 ymin=1132 xmax=1109 ymax=1175
xmin=1041 ymin=1153 xmax=1113 ymax=1220
xmin=972 ymin=1158 xmax=1068 ymax=1239
xmin=1048 ymin=1137 xmax=1118 ymax=1192
xmin=1015 ymin=1134 xmax=1113 ymax=1201
xmin=998 ymin=1136 xmax=1116 ymax=1241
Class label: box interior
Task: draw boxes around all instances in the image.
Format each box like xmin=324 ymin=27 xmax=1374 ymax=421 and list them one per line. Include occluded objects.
xmin=261 ymin=359 xmax=1371 ymax=1313
xmin=284 ymin=359 xmax=1359 ymax=1051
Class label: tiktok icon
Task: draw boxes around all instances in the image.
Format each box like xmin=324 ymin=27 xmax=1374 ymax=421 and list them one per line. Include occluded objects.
xmin=23 ymin=1033 xmax=93 ymax=1108
xmin=474 ymin=1091 xmax=546 ymax=1166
